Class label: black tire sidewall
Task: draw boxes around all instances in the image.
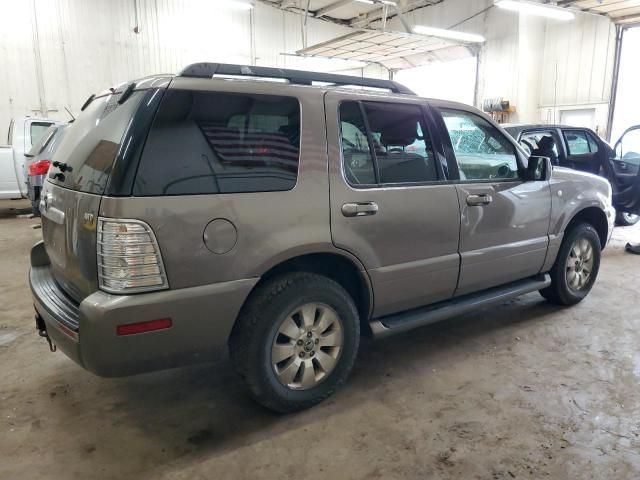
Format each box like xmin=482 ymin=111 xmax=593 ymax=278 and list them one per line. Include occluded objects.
xmin=244 ymin=274 xmax=360 ymax=409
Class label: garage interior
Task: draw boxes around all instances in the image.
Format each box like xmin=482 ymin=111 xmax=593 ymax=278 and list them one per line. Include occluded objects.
xmin=2 ymin=0 xmax=640 ymax=478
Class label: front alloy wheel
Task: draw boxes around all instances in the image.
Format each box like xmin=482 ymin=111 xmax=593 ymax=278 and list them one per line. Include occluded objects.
xmin=540 ymin=222 xmax=601 ymax=306
xmin=565 ymin=238 xmax=595 ymax=291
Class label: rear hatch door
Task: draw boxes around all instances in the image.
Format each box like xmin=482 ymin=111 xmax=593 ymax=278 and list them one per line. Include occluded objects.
xmin=41 ymin=89 xmax=150 ymax=302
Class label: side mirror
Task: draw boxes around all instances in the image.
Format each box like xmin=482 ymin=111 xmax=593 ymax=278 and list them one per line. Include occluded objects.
xmin=525 ymin=155 xmax=552 ymax=181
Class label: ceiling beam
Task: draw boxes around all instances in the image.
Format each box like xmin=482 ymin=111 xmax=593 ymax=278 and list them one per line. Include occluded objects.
xmin=315 ymin=0 xmax=354 ymax=17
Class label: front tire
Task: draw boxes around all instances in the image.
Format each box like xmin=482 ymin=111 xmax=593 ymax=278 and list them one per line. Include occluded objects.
xmin=230 ymin=272 xmax=360 ymax=413
xmin=616 ymin=212 xmax=640 ymax=227
xmin=540 ymin=223 xmax=601 ymax=306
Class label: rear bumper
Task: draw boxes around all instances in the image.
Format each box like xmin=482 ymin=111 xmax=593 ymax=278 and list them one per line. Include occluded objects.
xmin=29 ymin=241 xmax=257 ymax=377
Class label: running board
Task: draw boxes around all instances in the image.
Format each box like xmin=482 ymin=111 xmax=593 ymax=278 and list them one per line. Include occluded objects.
xmin=369 ymin=274 xmax=551 ymax=338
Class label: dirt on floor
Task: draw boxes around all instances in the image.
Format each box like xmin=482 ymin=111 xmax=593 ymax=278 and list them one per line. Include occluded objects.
xmin=1 ymin=198 xmax=640 ymax=479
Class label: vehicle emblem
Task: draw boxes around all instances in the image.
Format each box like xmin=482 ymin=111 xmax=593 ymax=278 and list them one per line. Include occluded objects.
xmin=84 ymin=212 xmax=95 ymax=224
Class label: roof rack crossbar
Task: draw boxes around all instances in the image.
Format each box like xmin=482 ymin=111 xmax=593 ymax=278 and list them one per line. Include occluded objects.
xmin=177 ymin=63 xmax=415 ymax=95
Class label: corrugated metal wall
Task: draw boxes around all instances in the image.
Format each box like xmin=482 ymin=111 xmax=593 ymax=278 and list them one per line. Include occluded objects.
xmin=0 ymin=0 xmax=617 ymax=136
xmin=0 ymin=0 xmax=350 ymax=137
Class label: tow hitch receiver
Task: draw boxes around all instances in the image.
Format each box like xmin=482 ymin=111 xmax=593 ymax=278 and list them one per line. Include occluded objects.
xmin=35 ymin=312 xmax=56 ymax=352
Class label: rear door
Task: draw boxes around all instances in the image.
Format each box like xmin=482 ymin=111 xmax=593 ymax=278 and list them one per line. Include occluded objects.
xmin=434 ymin=106 xmax=551 ymax=296
xmin=562 ymin=129 xmax=601 ymax=174
xmin=325 ymin=91 xmax=461 ymax=317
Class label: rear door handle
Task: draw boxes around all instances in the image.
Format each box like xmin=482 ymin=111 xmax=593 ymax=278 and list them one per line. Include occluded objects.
xmin=466 ymin=194 xmax=493 ymax=206
xmin=342 ymin=202 xmax=379 ymax=217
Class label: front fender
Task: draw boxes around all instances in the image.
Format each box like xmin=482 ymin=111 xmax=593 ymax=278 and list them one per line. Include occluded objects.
xmin=549 ymin=168 xmax=613 ymax=237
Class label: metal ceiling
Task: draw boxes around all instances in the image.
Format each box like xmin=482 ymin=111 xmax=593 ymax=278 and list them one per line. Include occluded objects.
xmin=297 ymin=28 xmax=475 ymax=69
xmin=558 ymin=0 xmax=640 ymax=25
xmin=259 ymin=0 xmax=444 ymax=26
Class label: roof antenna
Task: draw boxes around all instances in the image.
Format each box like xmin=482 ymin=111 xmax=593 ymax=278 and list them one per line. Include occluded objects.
xmin=64 ymin=106 xmax=76 ymax=122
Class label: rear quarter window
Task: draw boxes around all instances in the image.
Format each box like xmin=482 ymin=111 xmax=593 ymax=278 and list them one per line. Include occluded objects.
xmin=133 ymin=90 xmax=301 ymax=196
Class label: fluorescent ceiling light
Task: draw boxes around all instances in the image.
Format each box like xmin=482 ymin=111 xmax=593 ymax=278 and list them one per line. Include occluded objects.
xmin=219 ymin=0 xmax=254 ymax=10
xmin=413 ymin=25 xmax=486 ymax=43
xmin=354 ymin=0 xmax=375 ymax=4
xmin=495 ymin=0 xmax=575 ymax=21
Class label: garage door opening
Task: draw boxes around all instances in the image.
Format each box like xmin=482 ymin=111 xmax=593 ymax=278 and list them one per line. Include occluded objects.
xmin=394 ymin=56 xmax=478 ymax=105
xmin=611 ymin=26 xmax=640 ymax=143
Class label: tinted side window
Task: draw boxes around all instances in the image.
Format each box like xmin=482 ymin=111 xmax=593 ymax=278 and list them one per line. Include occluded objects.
xmin=363 ymin=103 xmax=438 ymax=184
xmin=339 ymin=102 xmax=376 ymax=186
xmin=339 ymin=101 xmax=438 ymax=186
xmin=564 ymin=130 xmax=590 ymax=155
xmin=134 ymin=90 xmax=300 ymax=196
xmin=440 ymin=109 xmax=518 ymax=181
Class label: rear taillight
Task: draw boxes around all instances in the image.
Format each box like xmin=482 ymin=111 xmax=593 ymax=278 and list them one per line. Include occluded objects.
xmin=97 ymin=218 xmax=168 ymax=294
xmin=28 ymin=160 xmax=51 ymax=176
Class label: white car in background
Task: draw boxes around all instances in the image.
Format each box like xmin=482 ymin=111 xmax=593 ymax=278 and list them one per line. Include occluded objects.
xmin=0 ymin=117 xmax=63 ymax=201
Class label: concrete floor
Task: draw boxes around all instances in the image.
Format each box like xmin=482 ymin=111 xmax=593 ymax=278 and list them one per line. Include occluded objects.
xmin=1 ymin=198 xmax=640 ymax=479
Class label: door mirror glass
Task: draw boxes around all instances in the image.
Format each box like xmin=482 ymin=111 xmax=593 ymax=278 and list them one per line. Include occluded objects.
xmin=526 ymin=156 xmax=551 ymax=181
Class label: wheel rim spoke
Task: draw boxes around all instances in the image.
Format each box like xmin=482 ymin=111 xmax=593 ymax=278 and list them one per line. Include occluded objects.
xmin=271 ymin=302 xmax=344 ymax=391
xmin=300 ymin=361 xmax=316 ymax=388
xmin=299 ymin=304 xmax=316 ymax=329
xmin=314 ymin=350 xmax=337 ymax=373
xmin=278 ymin=316 xmax=301 ymax=340
xmin=319 ymin=330 xmax=342 ymax=348
xmin=272 ymin=343 xmax=295 ymax=363
xmin=276 ymin=358 xmax=301 ymax=385
xmin=316 ymin=307 xmax=337 ymax=333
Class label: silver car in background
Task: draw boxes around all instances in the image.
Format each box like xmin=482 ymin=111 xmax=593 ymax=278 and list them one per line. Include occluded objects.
xmin=24 ymin=124 xmax=69 ymax=215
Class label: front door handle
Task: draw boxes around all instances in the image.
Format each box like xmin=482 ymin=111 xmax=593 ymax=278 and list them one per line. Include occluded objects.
xmin=342 ymin=202 xmax=379 ymax=217
xmin=466 ymin=194 xmax=493 ymax=206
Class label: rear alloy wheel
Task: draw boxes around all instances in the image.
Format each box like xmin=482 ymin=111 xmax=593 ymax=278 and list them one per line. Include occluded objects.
xmin=271 ymin=303 xmax=344 ymax=390
xmin=616 ymin=212 xmax=640 ymax=227
xmin=540 ymin=222 xmax=601 ymax=306
xmin=230 ymin=272 xmax=359 ymax=413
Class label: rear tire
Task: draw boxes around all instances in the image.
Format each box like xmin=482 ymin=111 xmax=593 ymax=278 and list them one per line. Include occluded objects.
xmin=540 ymin=222 xmax=601 ymax=306
xmin=616 ymin=212 xmax=639 ymax=227
xmin=229 ymin=272 xmax=360 ymax=413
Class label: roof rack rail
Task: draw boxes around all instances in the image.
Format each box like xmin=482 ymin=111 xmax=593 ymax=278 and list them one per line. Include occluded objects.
xmin=177 ymin=62 xmax=415 ymax=95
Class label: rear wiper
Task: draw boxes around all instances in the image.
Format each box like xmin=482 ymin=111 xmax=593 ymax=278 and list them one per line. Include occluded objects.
xmin=80 ymin=94 xmax=96 ymax=112
xmin=118 ymin=82 xmax=136 ymax=105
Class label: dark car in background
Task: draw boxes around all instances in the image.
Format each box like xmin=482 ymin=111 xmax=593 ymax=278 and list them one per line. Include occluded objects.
xmin=24 ymin=124 xmax=69 ymax=216
xmin=505 ymin=124 xmax=640 ymax=226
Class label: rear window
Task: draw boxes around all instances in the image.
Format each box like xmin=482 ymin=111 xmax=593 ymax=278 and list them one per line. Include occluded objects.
xmin=27 ymin=125 xmax=57 ymax=157
xmin=133 ymin=90 xmax=300 ymax=196
xmin=30 ymin=122 xmax=54 ymax=145
xmin=49 ymin=92 xmax=144 ymax=194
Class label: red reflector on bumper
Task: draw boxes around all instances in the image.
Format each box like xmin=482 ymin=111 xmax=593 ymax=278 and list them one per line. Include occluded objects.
xmin=117 ymin=318 xmax=172 ymax=336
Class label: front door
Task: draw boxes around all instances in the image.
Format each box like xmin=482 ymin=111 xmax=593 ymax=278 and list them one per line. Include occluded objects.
xmin=325 ymin=91 xmax=461 ymax=317
xmin=611 ymin=126 xmax=640 ymax=214
xmin=435 ymin=106 xmax=552 ymax=296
